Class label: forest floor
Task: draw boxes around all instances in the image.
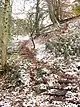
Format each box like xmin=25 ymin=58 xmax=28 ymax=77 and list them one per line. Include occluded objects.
xmin=0 ymin=18 xmax=80 ymax=107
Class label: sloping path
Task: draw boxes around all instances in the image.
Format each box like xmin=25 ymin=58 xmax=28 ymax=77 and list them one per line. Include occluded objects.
xmin=0 ymin=18 xmax=80 ymax=107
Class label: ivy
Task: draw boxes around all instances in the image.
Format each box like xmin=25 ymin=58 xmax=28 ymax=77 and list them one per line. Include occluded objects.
xmin=72 ymin=0 xmax=80 ymax=15
xmin=45 ymin=36 xmax=80 ymax=58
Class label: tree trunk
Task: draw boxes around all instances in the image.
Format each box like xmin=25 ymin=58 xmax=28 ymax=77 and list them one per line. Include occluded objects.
xmin=35 ymin=0 xmax=40 ymax=37
xmin=46 ymin=0 xmax=60 ymax=26
xmin=58 ymin=0 xmax=62 ymax=21
xmin=1 ymin=0 xmax=10 ymax=71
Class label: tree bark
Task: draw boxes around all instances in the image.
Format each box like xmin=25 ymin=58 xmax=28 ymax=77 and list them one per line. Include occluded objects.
xmin=1 ymin=0 xmax=10 ymax=71
xmin=35 ymin=0 xmax=40 ymax=37
xmin=46 ymin=0 xmax=61 ymax=26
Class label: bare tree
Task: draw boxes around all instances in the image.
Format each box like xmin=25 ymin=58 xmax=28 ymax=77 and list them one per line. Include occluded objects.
xmin=45 ymin=0 xmax=62 ymax=26
xmin=35 ymin=0 xmax=40 ymax=36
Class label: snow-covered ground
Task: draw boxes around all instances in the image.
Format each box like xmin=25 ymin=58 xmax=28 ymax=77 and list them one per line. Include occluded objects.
xmin=1 ymin=18 xmax=80 ymax=107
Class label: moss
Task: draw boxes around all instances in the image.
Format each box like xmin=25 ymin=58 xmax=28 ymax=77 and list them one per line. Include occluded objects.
xmin=37 ymin=70 xmax=47 ymax=78
xmin=72 ymin=5 xmax=80 ymax=15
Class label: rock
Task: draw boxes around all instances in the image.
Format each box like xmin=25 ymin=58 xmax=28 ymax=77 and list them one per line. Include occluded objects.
xmin=47 ymin=89 xmax=67 ymax=97
xmin=54 ymin=89 xmax=67 ymax=97
xmin=34 ymin=84 xmax=47 ymax=94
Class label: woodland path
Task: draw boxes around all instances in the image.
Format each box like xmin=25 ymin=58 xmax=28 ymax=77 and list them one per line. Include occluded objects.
xmin=0 ymin=18 xmax=80 ymax=107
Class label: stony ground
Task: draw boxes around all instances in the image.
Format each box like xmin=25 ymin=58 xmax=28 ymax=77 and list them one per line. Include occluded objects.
xmin=0 ymin=18 xmax=80 ymax=107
